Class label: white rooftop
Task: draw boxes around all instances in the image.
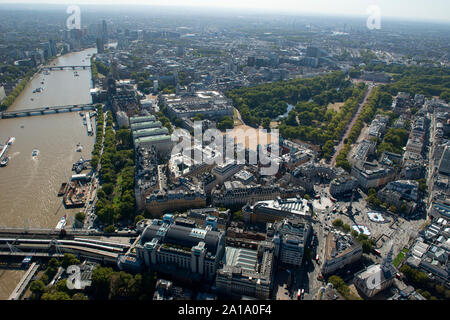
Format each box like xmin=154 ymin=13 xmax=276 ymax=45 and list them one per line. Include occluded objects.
xmin=255 ymin=198 xmax=311 ymax=217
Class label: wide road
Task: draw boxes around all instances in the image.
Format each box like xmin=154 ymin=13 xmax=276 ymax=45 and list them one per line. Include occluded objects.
xmin=330 ymin=84 xmax=375 ymax=167
xmin=426 ymin=109 xmax=436 ymax=217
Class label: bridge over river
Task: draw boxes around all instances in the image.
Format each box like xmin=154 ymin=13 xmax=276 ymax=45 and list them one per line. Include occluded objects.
xmin=0 ymin=235 xmax=134 ymax=265
xmin=41 ymin=65 xmax=91 ymax=71
xmin=0 ymin=104 xmax=95 ymax=119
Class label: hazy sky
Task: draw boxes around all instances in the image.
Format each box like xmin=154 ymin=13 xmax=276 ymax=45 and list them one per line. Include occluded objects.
xmin=1 ymin=0 xmax=450 ymax=23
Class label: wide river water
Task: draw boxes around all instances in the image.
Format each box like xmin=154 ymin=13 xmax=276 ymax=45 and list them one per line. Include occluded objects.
xmin=0 ymin=48 xmax=97 ymax=229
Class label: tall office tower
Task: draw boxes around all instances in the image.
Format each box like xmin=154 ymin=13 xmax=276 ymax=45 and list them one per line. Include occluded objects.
xmin=96 ymin=38 xmax=104 ymax=54
xmin=177 ymin=46 xmax=184 ymax=56
xmin=49 ymin=40 xmax=58 ymax=57
xmin=102 ymin=20 xmax=108 ymax=43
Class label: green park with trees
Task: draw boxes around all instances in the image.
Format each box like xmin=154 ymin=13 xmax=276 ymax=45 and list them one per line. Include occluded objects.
xmin=0 ymin=68 xmax=36 ymax=111
xmin=334 ymin=86 xmax=394 ymax=171
xmin=227 ymin=72 xmax=371 ymax=160
xmin=93 ymin=111 xmax=136 ymax=230
xmin=400 ymin=264 xmax=450 ymax=300
xmin=328 ymin=275 xmax=362 ymax=300
xmin=365 ymin=63 xmax=450 ymax=102
xmin=29 ymin=255 xmax=157 ymax=300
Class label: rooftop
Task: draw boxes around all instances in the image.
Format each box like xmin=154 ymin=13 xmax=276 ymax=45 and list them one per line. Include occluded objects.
xmin=135 ymin=134 xmax=172 ymax=145
xmin=253 ymin=198 xmax=310 ymax=217
xmin=222 ymin=246 xmax=258 ymax=272
xmin=325 ymin=232 xmax=361 ymax=261
xmin=130 ymin=115 xmax=156 ymax=124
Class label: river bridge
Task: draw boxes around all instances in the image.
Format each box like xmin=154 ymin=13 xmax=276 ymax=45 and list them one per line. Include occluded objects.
xmin=1 ymin=236 xmax=126 ymax=300
xmin=8 ymin=262 xmax=40 ymax=300
xmin=0 ymin=227 xmax=137 ymax=239
xmin=42 ymin=65 xmax=91 ymax=71
xmin=0 ymin=236 xmax=132 ymax=265
xmin=0 ymin=104 xmax=95 ymax=119
xmin=0 ymin=228 xmax=139 ymax=299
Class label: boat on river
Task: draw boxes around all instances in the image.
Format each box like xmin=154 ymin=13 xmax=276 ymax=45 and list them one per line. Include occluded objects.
xmin=32 ymin=149 xmax=39 ymax=158
xmin=58 ymin=183 xmax=68 ymax=197
xmin=0 ymin=157 xmax=9 ymax=167
xmin=55 ymin=215 xmax=67 ymax=230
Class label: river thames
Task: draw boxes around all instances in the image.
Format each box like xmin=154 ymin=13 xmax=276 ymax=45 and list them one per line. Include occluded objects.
xmin=0 ymin=48 xmax=97 ymax=229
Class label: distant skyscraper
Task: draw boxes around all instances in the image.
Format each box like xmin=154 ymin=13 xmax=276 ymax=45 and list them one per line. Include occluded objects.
xmin=106 ymin=76 xmax=116 ymax=95
xmin=173 ymin=70 xmax=178 ymax=84
xmin=96 ymin=38 xmax=104 ymax=54
xmin=40 ymin=42 xmax=50 ymax=60
xmin=247 ymin=56 xmax=256 ymax=67
xmin=102 ymin=20 xmax=108 ymax=43
xmin=49 ymin=40 xmax=58 ymax=57
xmin=269 ymin=53 xmax=279 ymax=66
xmin=306 ymin=46 xmax=329 ymax=59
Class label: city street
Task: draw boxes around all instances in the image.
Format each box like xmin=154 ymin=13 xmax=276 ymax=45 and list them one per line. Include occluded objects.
xmin=330 ymin=84 xmax=375 ymax=167
xmin=303 ymin=186 xmax=426 ymax=299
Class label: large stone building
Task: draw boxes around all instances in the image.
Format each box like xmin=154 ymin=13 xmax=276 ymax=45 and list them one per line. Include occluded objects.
xmin=321 ymin=232 xmax=362 ymax=275
xmin=135 ymin=215 xmax=225 ymax=281
xmin=131 ymin=115 xmax=173 ymax=156
xmin=354 ymin=247 xmax=396 ymax=298
xmin=215 ymin=242 xmax=275 ymax=299
xmin=351 ymin=161 xmax=396 ymax=189
xmin=377 ymin=180 xmax=419 ymax=214
xmin=135 ymin=145 xmax=207 ymax=216
xmin=439 ymin=146 xmax=450 ymax=175
xmin=382 ymin=180 xmax=419 ymax=200
xmin=353 ymin=139 xmax=376 ymax=163
xmin=144 ymin=188 xmax=207 ymax=217
xmin=367 ymin=115 xmax=389 ymax=139
xmin=272 ymin=218 xmax=311 ymax=267
xmin=180 ymin=207 xmax=231 ymax=231
xmin=161 ymin=91 xmax=234 ymax=120
xmin=212 ymin=161 xmax=244 ymax=185
xmin=330 ymin=174 xmax=359 ymax=197
xmin=407 ymin=218 xmax=450 ymax=287
xmin=212 ymin=181 xmax=304 ymax=208
xmin=429 ymin=201 xmax=450 ymax=220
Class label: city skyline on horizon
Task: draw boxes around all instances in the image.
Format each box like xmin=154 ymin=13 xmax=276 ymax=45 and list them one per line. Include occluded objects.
xmin=0 ymin=0 xmax=449 ymax=24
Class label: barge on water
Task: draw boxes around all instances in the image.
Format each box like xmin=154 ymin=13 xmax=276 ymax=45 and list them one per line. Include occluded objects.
xmin=63 ymin=177 xmax=91 ymax=208
xmin=58 ymin=183 xmax=68 ymax=197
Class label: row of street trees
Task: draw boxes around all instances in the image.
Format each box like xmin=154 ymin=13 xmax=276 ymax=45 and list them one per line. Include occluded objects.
xmin=94 ymin=112 xmax=136 ymax=229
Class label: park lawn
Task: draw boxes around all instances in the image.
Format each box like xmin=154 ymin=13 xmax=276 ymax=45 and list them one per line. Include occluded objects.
xmin=393 ymin=248 xmax=408 ymax=268
xmin=327 ymin=102 xmax=345 ymax=112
